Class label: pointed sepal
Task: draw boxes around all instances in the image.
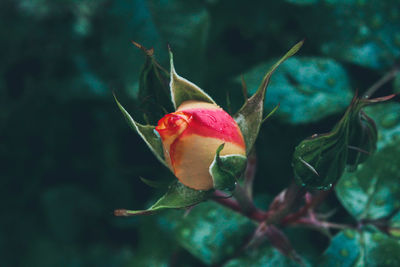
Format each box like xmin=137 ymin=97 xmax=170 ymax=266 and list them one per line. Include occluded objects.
xmin=114 ymin=181 xmax=212 ymax=216
xmin=113 ymin=93 xmax=167 ymax=167
xmin=209 ymin=144 xmax=247 ymax=191
xmin=347 ymin=94 xmax=395 ymax=169
xmin=134 ymin=41 xmax=173 ymax=124
xmin=169 ymin=48 xmax=215 ymax=109
xmin=234 ymin=41 xmax=304 ymax=154
xmin=292 ymin=109 xmax=350 ymax=190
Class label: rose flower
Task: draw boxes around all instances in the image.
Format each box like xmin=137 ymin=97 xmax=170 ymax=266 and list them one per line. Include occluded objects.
xmin=156 ymin=100 xmax=246 ymax=190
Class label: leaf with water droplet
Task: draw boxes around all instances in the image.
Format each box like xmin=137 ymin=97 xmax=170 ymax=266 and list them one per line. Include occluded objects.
xmin=240 ymin=57 xmax=352 ymax=124
xmin=315 ymin=1 xmax=400 ymax=69
xmin=158 ymin=201 xmax=254 ymax=265
xmin=223 ymin=240 xmax=310 ymax=267
xmin=321 ymin=227 xmax=400 ymax=267
xmin=336 ymin=102 xmax=400 ymax=220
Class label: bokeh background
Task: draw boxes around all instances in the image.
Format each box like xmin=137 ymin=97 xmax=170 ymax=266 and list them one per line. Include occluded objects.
xmin=2 ymin=0 xmax=400 ymax=266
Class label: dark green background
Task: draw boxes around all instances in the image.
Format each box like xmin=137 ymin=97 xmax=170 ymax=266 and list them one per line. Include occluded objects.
xmin=2 ymin=0 xmax=399 ymax=266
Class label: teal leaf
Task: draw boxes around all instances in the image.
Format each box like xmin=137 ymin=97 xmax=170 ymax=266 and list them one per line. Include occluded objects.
xmin=320 ymin=228 xmax=400 ymax=267
xmin=210 ymin=144 xmax=247 ymax=191
xmin=319 ymin=1 xmax=400 ymax=69
xmin=337 ymin=140 xmax=400 ymax=220
xmin=364 ymin=102 xmax=400 ymax=150
xmin=242 ymin=57 xmax=352 ymax=124
xmin=234 ymin=40 xmax=303 ymax=154
xmin=116 ymin=181 xmax=212 ymax=216
xmin=223 ymin=242 xmax=307 ymax=267
xmin=113 ymin=93 xmax=167 ymax=167
xmin=169 ymin=49 xmax=216 ymax=109
xmin=159 ymin=201 xmax=255 ymax=265
xmin=336 ymin=103 xmax=400 ymax=220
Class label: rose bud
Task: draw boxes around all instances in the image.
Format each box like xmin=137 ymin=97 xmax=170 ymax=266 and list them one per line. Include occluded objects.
xmin=155 ymin=100 xmax=246 ymax=190
xmin=347 ymin=110 xmax=377 ymax=170
xmin=292 ymin=116 xmax=350 ymax=190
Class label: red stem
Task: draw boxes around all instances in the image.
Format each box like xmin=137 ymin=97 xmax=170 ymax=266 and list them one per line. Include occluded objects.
xmin=281 ymin=188 xmax=332 ymax=225
xmin=212 ymin=191 xmax=269 ymax=222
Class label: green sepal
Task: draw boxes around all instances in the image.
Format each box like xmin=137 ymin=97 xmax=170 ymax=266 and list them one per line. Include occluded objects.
xmin=347 ymin=110 xmax=377 ymax=170
xmin=134 ymin=41 xmax=173 ymax=124
xmin=293 ymin=94 xmax=395 ymax=190
xmin=115 ymin=181 xmax=212 ymax=216
xmin=292 ymin=108 xmax=350 ymax=190
xmin=347 ymin=94 xmax=395 ymax=169
xmin=209 ymin=144 xmax=247 ymax=191
xmin=140 ymin=177 xmax=171 ymax=189
xmin=113 ymin=93 xmax=167 ymax=167
xmin=169 ymin=48 xmax=215 ymax=109
xmin=234 ymin=40 xmax=303 ymax=155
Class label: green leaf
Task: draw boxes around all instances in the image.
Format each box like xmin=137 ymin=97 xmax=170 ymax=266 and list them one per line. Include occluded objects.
xmin=116 ymin=181 xmax=212 ymax=216
xmin=364 ymin=102 xmax=400 ymax=150
xmin=234 ymin=40 xmax=303 ymax=154
xmin=210 ymin=144 xmax=247 ymax=191
xmin=336 ymin=138 xmax=400 ymax=220
xmin=319 ymin=0 xmax=400 ymax=69
xmin=113 ymin=93 xmax=167 ymax=167
xmin=169 ymin=49 xmax=216 ymax=109
xmin=159 ymin=201 xmax=255 ymax=265
xmin=223 ymin=243 xmax=306 ymax=267
xmin=336 ymin=103 xmax=400 ymax=220
xmin=243 ymin=57 xmax=353 ymax=124
xmin=320 ymin=228 xmax=400 ymax=267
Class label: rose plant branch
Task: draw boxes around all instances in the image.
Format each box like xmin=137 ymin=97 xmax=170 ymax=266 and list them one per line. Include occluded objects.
xmin=111 ymin=39 xmax=398 ymax=264
xmin=363 ymin=60 xmax=400 ymax=98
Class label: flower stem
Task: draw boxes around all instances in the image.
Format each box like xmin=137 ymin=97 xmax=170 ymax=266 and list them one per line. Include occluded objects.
xmin=212 ymin=190 xmax=268 ymax=222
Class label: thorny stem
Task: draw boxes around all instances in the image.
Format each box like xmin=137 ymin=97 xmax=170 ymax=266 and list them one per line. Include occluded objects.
xmin=363 ymin=61 xmax=400 ymax=99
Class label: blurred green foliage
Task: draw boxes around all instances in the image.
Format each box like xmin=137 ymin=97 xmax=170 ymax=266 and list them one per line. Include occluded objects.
xmin=2 ymin=0 xmax=399 ymax=266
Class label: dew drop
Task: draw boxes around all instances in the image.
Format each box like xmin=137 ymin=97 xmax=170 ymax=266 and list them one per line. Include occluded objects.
xmin=344 ymin=180 xmax=352 ymax=187
xmin=181 ymin=228 xmax=191 ymax=238
xmin=326 ymin=77 xmax=336 ymax=87
xmin=344 ymin=229 xmax=355 ymax=239
xmin=207 ymin=210 xmax=218 ymax=219
xmin=340 ymin=249 xmax=349 ymax=257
